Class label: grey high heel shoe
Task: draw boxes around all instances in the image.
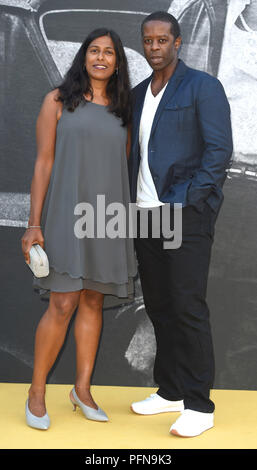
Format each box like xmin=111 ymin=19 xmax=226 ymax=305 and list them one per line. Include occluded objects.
xmin=25 ymin=399 xmax=50 ymax=430
xmin=70 ymin=387 xmax=109 ymax=422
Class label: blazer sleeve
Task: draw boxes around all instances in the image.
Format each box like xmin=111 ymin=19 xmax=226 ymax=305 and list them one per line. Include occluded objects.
xmin=187 ymin=75 xmax=233 ymax=212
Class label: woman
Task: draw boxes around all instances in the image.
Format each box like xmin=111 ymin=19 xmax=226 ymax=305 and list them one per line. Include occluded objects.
xmin=21 ymin=28 xmax=137 ymax=430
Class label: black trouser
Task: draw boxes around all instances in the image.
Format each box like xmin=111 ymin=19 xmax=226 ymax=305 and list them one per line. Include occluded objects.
xmin=134 ymin=204 xmax=216 ymax=413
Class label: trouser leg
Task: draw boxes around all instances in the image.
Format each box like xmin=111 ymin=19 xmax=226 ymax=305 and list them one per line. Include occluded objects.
xmin=135 ymin=233 xmax=183 ymax=401
xmin=163 ymin=229 xmax=215 ymax=412
xmin=135 ymin=205 xmax=216 ymax=413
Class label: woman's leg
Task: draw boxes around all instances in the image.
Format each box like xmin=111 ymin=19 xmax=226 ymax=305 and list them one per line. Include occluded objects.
xmin=28 ymin=290 xmax=82 ymax=416
xmin=72 ymin=289 xmax=104 ymax=409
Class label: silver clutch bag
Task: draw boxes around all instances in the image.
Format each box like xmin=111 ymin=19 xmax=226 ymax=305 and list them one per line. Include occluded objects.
xmin=28 ymin=244 xmax=49 ymax=278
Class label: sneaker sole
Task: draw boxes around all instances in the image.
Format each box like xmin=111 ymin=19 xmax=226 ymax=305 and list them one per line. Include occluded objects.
xmin=130 ymin=405 xmax=184 ymax=415
xmin=170 ymin=424 xmax=214 ymax=438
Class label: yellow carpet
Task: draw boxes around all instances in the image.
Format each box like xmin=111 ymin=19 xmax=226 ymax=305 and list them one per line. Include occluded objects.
xmin=0 ymin=383 xmax=256 ymax=449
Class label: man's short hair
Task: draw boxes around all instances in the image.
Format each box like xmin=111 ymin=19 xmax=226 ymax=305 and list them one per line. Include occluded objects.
xmin=141 ymin=11 xmax=181 ymax=39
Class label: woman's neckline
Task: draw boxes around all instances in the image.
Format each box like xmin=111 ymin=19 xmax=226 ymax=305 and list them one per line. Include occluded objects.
xmin=83 ymin=96 xmax=108 ymax=107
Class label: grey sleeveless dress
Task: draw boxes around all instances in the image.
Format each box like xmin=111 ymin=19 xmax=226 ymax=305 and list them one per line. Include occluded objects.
xmin=33 ymin=100 xmax=137 ymax=308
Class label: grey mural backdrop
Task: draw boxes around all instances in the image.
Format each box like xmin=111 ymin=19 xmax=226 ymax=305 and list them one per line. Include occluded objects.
xmin=1 ymin=0 xmax=257 ymax=390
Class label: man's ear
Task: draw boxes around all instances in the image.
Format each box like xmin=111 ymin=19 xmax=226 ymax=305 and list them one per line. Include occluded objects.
xmin=175 ymin=36 xmax=182 ymax=50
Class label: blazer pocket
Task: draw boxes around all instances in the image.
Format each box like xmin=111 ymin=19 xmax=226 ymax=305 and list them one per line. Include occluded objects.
xmin=164 ymin=100 xmax=195 ymax=130
xmin=172 ymin=164 xmax=197 ymax=183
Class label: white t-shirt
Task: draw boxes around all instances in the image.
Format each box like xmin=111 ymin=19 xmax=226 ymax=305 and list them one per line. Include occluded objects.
xmin=136 ymin=81 xmax=168 ymax=208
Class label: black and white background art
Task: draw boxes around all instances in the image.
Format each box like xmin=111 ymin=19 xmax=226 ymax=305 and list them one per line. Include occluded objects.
xmin=1 ymin=0 xmax=257 ymax=390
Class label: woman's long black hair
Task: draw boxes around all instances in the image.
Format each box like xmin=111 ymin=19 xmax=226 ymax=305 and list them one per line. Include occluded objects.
xmin=56 ymin=28 xmax=132 ymax=126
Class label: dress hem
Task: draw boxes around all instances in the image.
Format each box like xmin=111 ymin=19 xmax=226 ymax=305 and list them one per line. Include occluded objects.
xmin=43 ymin=263 xmax=138 ymax=286
xmin=32 ymin=265 xmax=137 ymax=309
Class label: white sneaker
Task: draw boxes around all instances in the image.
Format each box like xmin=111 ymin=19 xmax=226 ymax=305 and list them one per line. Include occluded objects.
xmin=170 ymin=409 xmax=214 ymax=437
xmin=131 ymin=393 xmax=184 ymax=415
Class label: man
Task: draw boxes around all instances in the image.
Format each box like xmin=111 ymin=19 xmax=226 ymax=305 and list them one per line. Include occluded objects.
xmin=128 ymin=11 xmax=233 ymax=437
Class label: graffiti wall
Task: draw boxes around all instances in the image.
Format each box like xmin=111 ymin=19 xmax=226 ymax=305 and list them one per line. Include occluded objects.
xmin=1 ymin=0 xmax=257 ymax=389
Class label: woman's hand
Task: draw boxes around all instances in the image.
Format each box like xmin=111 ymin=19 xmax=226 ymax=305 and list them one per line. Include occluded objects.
xmin=21 ymin=228 xmax=45 ymax=264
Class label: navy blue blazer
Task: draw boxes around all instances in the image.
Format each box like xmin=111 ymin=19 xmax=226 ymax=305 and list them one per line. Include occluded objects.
xmin=128 ymin=59 xmax=233 ymax=214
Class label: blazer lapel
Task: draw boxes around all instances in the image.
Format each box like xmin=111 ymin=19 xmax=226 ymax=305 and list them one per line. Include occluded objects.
xmin=132 ymin=74 xmax=152 ymax=151
xmin=150 ymin=59 xmax=188 ymax=137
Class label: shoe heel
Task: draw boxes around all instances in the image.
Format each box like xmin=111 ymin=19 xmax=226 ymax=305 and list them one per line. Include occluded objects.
xmin=70 ymin=387 xmax=109 ymax=422
xmin=70 ymin=395 xmax=77 ymax=412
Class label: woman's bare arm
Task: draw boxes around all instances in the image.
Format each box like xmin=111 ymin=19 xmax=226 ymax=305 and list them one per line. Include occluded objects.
xmin=21 ymin=89 xmax=62 ymax=262
xmin=28 ymin=89 xmax=61 ymax=225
